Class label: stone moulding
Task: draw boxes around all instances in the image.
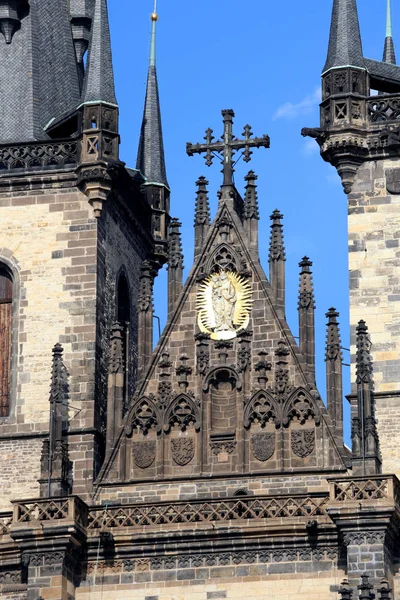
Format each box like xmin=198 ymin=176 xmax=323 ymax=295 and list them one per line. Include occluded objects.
xmin=87 ymin=493 xmax=330 ymax=530
xmin=328 ymin=475 xmax=398 ymax=503
xmin=86 ymin=546 xmax=339 ymax=575
xmin=0 ymin=139 xmax=78 ymax=173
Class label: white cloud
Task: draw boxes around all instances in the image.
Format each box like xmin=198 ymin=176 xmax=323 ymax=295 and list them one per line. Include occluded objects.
xmin=273 ymin=87 xmax=320 ymax=120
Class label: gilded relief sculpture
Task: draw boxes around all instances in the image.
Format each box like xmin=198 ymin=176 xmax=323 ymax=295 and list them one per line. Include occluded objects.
xmin=197 ymin=270 xmax=252 ymax=340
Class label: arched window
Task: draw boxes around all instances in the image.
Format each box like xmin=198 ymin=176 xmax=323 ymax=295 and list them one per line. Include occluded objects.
xmin=0 ymin=266 xmax=13 ymax=417
xmin=117 ymin=272 xmax=131 ymax=404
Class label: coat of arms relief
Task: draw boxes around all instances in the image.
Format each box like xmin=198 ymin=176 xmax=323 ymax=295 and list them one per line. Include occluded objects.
xmin=197 ymin=270 xmax=252 ymax=340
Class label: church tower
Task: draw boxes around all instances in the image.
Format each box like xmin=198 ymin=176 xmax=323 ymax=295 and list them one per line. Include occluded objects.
xmin=2 ymin=3 xmax=400 ymax=600
xmin=0 ymin=0 xmax=168 ymax=506
xmin=304 ymin=0 xmax=400 ymax=476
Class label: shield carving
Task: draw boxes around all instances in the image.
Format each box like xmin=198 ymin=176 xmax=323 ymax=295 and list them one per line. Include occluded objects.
xmin=251 ymin=432 xmax=275 ymax=462
xmin=291 ymin=429 xmax=315 ymax=458
xmin=171 ymin=438 xmax=195 ymax=466
xmin=132 ymin=441 xmax=156 ymax=469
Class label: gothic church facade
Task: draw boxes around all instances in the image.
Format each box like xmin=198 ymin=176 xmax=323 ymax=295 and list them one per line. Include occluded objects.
xmin=0 ymin=1 xmax=399 ymax=600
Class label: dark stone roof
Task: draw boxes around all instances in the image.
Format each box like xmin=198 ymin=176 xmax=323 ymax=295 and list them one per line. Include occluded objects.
xmin=69 ymin=0 xmax=95 ymax=17
xmin=0 ymin=0 xmax=81 ymax=143
xmin=365 ymin=58 xmax=400 ymax=89
xmin=136 ymin=63 xmax=169 ymax=188
xmin=383 ymin=36 xmax=396 ymax=65
xmin=81 ymin=0 xmax=117 ymax=106
xmin=323 ymin=0 xmax=365 ymax=73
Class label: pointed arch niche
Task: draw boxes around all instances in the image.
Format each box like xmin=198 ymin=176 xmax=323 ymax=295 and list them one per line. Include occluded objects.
xmin=0 ymin=257 xmax=19 ymax=421
xmin=116 ymin=270 xmax=130 ymax=407
xmin=203 ymin=367 xmax=242 ymax=472
xmin=244 ymin=390 xmax=278 ymax=471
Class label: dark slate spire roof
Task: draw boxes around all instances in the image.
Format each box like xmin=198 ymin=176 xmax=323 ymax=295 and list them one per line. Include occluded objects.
xmin=0 ymin=0 xmax=81 ymax=143
xmin=136 ymin=13 xmax=169 ymax=188
xmin=323 ymin=0 xmax=365 ymax=73
xmin=383 ymin=0 xmax=396 ymax=64
xmin=81 ymin=0 xmax=117 ymax=106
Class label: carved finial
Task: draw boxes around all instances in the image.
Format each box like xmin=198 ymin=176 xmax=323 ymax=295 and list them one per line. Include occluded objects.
xmin=176 ymin=354 xmax=192 ymax=391
xmin=50 ymin=343 xmax=64 ymax=404
xmin=109 ymin=323 xmax=124 ymax=374
xmin=325 ymin=307 xmax=342 ymax=361
xmin=255 ymin=350 xmax=272 ymax=387
xmin=215 ymin=340 xmax=233 ymax=365
xmin=269 ymin=210 xmax=286 ymax=262
xmin=377 ymin=579 xmax=392 ymax=600
xmin=358 ymin=574 xmax=374 ymax=600
xmin=168 ymin=218 xmax=184 ymax=270
xmin=298 ymin=257 xmax=315 ymax=310
xmin=138 ymin=261 xmax=155 ymax=312
xmin=275 ymin=341 xmax=290 ymax=397
xmin=244 ymin=170 xmax=259 ymax=220
xmin=338 ymin=579 xmax=353 ymax=600
xmin=356 ymin=320 xmax=373 ymax=386
xmin=194 ymin=176 xmax=211 ymax=227
xmin=159 ymin=352 xmax=172 ymax=369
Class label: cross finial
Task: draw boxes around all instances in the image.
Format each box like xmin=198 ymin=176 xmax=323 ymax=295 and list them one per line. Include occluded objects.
xmin=186 ymin=109 xmax=270 ymax=187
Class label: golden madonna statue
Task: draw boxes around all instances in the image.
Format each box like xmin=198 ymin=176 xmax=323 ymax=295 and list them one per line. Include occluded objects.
xmin=197 ymin=269 xmax=252 ymax=340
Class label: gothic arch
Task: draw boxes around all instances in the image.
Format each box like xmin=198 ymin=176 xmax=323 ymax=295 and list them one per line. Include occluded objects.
xmin=116 ymin=267 xmax=131 ymax=323
xmin=116 ymin=267 xmax=131 ymax=405
xmin=282 ymin=387 xmax=321 ymax=427
xmin=164 ymin=394 xmax=200 ymax=433
xmin=244 ymin=390 xmax=278 ymax=429
xmin=204 ymin=243 xmax=241 ymax=274
xmin=203 ymin=366 xmax=242 ymax=393
xmin=0 ymin=252 xmax=20 ymax=421
xmin=125 ymin=396 xmax=161 ymax=436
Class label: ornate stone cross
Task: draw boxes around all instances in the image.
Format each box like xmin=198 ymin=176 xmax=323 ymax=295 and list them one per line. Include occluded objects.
xmin=186 ymin=109 xmax=270 ymax=186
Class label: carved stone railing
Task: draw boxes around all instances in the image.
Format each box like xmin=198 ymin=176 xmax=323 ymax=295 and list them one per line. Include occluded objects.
xmin=87 ymin=493 xmax=330 ymax=530
xmin=0 ymin=139 xmax=78 ymax=173
xmin=12 ymin=496 xmax=87 ymax=528
xmin=368 ymin=95 xmax=400 ymax=123
xmin=329 ymin=475 xmax=399 ymax=504
xmin=0 ymin=511 xmax=13 ymax=536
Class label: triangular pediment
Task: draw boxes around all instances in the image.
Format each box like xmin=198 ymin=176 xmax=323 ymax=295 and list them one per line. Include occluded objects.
xmin=99 ymin=187 xmax=348 ymax=485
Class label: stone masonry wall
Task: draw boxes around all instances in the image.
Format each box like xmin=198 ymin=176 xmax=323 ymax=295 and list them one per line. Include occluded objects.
xmin=348 ymin=159 xmax=400 ymax=476
xmin=0 ymin=179 xmax=99 ymax=507
xmin=75 ymin=570 xmax=343 ymax=600
xmin=96 ymin=472 xmax=334 ymax=504
xmin=94 ymin=200 xmax=147 ymax=446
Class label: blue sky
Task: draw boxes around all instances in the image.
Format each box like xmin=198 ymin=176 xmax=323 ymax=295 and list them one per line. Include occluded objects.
xmin=108 ymin=0 xmax=396 ymax=443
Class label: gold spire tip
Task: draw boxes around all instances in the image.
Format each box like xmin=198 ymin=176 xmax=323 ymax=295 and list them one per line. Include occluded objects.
xmin=151 ymin=0 xmax=158 ymax=21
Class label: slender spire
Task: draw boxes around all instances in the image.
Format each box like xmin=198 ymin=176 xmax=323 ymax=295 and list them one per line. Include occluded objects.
xmin=383 ymin=0 xmax=396 ymax=64
xmin=244 ymin=170 xmax=259 ymax=254
xmin=244 ymin=171 xmax=259 ymax=221
xmin=269 ymin=210 xmax=286 ymax=319
xmin=106 ymin=323 xmax=124 ymax=453
xmin=323 ymin=0 xmax=365 ymax=73
xmin=39 ymin=344 xmax=70 ymax=497
xmin=136 ymin=4 xmax=169 ymax=188
xmin=81 ymin=0 xmax=117 ymax=106
xmin=298 ymin=257 xmax=316 ymax=384
xmin=168 ymin=218 xmax=184 ymax=318
xmin=194 ymin=176 xmax=211 ymax=260
xmin=352 ymin=320 xmax=381 ymax=475
xmin=325 ymin=308 xmax=343 ymax=441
